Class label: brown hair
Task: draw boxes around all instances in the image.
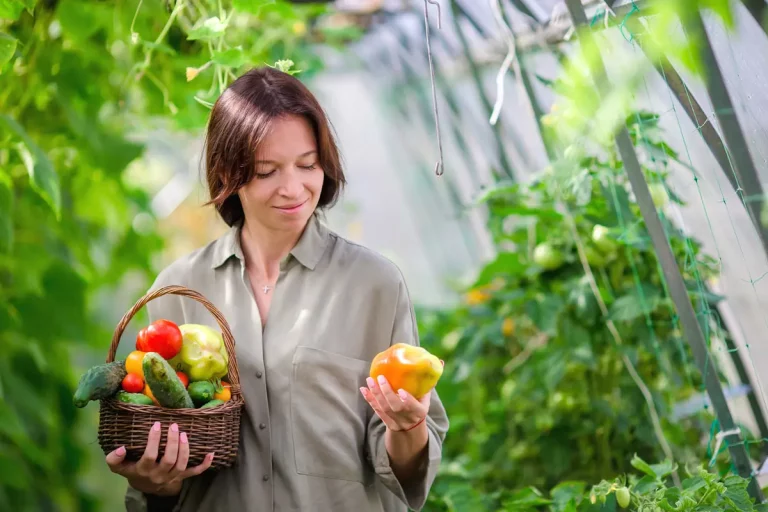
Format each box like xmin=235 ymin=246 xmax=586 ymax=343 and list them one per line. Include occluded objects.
xmin=204 ymin=66 xmax=345 ymax=227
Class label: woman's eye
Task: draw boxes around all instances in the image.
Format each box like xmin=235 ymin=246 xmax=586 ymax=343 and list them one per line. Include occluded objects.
xmin=255 ymin=170 xmax=276 ymax=179
xmin=299 ymin=163 xmax=317 ymax=170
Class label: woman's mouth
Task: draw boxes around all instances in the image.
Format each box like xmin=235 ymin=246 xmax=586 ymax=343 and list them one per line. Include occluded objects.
xmin=274 ymin=200 xmax=307 ymax=214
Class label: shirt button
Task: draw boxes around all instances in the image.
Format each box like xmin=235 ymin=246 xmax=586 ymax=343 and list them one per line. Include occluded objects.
xmin=263 ymin=475 xmax=270 ymax=481
xmin=256 ymin=371 xmax=263 ymax=378
xmin=259 ymin=423 xmax=266 ymax=429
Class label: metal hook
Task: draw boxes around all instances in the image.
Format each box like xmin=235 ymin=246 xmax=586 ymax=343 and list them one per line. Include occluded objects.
xmin=423 ymin=0 xmax=444 ymax=176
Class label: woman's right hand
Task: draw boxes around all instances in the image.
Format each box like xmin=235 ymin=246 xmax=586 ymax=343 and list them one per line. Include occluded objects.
xmin=105 ymin=421 xmax=214 ymax=496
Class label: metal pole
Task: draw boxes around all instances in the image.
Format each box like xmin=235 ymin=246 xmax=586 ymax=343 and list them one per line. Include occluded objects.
xmin=740 ymin=0 xmax=767 ymax=32
xmin=709 ymin=304 xmax=768 ymax=456
xmin=564 ymin=0 xmax=763 ymax=501
xmin=632 ymin=32 xmax=738 ymax=194
xmin=681 ymin=12 xmax=768 ymax=263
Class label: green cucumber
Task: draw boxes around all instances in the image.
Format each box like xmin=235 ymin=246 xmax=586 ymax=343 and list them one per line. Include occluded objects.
xmin=188 ymin=381 xmax=215 ymax=407
xmin=73 ymin=361 xmax=127 ymax=408
xmin=200 ymin=399 xmax=225 ymax=409
xmin=143 ymin=352 xmax=194 ymax=409
xmin=116 ymin=391 xmax=154 ymax=406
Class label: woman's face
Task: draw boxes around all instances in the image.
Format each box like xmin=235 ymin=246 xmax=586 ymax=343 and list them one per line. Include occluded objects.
xmin=238 ymin=114 xmax=325 ymax=232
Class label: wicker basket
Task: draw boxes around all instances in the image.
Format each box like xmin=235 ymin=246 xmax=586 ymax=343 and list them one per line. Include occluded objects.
xmin=97 ymin=285 xmax=244 ymax=469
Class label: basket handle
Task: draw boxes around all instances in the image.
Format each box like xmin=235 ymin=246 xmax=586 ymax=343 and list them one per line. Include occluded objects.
xmin=106 ymin=285 xmax=241 ymax=389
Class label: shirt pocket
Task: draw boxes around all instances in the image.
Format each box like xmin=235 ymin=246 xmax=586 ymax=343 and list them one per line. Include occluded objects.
xmin=290 ymin=346 xmax=371 ymax=483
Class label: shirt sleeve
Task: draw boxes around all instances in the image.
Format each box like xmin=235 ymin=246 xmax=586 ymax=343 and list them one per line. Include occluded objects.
xmin=366 ymin=275 xmax=449 ymax=511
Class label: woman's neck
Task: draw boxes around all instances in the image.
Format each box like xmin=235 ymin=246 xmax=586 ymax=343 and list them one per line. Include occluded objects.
xmin=239 ymin=219 xmax=303 ymax=280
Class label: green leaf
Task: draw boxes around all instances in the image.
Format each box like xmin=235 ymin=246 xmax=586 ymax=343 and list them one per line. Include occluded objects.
xmin=472 ymin=252 xmax=525 ymax=287
xmin=187 ymin=16 xmax=228 ymax=40
xmin=550 ymin=481 xmax=586 ymax=511
xmin=706 ymin=0 xmax=735 ymax=29
xmin=493 ymin=204 xmax=564 ymax=221
xmin=232 ymin=0 xmax=275 ymax=14
xmin=0 ymin=170 xmax=12 ymax=252
xmin=213 ymin=47 xmax=247 ymax=68
xmin=632 ymin=475 xmax=661 ymax=495
xmin=535 ymin=74 xmax=555 ymax=87
xmin=255 ymin=1 xmax=299 ymax=19
xmin=528 ymin=294 xmax=565 ymax=335
xmin=475 ymin=181 xmax=516 ymax=203
xmin=502 ymin=486 xmax=551 ymax=509
xmin=686 ymin=282 xmax=725 ymax=305
xmin=0 ymin=0 xmax=24 ymax=20
xmin=543 ymin=352 xmax=567 ymax=391
xmin=56 ymin=0 xmax=104 ymax=42
xmin=0 ymin=115 xmax=61 ymax=218
xmin=0 ymin=32 xmax=17 ymax=69
xmin=140 ymin=40 xmax=176 ymax=55
xmin=723 ymin=486 xmax=754 ymax=510
xmin=599 ymin=182 xmax=635 ymax=228
xmin=682 ymin=476 xmax=707 ymax=492
xmin=630 ymin=454 xmax=657 ymax=477
xmin=609 ymin=285 xmax=662 ymax=322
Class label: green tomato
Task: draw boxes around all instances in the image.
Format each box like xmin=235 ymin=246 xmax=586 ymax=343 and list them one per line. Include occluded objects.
xmin=585 ymin=246 xmax=607 ymax=268
xmin=591 ymin=224 xmax=617 ymax=253
xmin=648 ymin=183 xmax=670 ymax=208
xmin=616 ymin=486 xmax=631 ymax=508
xmin=533 ymin=243 xmax=565 ymax=270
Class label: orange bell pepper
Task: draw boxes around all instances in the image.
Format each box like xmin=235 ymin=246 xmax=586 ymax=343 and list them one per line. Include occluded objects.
xmin=369 ymin=343 xmax=444 ymax=399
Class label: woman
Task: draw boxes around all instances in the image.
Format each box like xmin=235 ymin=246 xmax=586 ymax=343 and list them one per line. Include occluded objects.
xmin=107 ymin=66 xmax=449 ymax=512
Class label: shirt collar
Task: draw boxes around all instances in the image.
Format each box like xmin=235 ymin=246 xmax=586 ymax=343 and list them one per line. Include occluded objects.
xmin=211 ymin=214 xmax=330 ymax=271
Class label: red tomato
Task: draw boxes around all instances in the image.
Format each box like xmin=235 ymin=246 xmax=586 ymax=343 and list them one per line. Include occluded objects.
xmin=136 ymin=329 xmax=148 ymax=352
xmin=122 ymin=373 xmax=144 ymax=393
xmin=136 ymin=319 xmax=183 ymax=360
xmin=176 ymin=371 xmax=189 ymax=388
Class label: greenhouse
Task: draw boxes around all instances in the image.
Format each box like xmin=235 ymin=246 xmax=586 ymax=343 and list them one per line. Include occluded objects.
xmin=3 ymin=0 xmax=768 ymax=510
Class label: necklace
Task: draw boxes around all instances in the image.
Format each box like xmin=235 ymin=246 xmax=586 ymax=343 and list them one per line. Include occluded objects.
xmin=261 ymin=285 xmax=272 ymax=294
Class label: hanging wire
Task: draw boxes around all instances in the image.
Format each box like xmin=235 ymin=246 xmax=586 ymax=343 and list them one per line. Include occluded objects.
xmin=489 ymin=0 xmax=518 ymax=126
xmin=423 ymin=0 xmax=444 ymax=176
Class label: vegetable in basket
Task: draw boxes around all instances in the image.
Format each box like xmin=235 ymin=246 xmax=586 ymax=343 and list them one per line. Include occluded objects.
xmin=73 ymin=361 xmax=127 ymax=408
xmin=136 ymin=319 xmax=183 ymax=360
xmin=169 ymin=323 xmax=229 ymax=382
xmin=143 ymin=352 xmax=194 ymax=409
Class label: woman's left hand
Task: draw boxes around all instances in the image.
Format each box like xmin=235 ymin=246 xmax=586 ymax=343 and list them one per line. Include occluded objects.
xmin=361 ymin=375 xmax=430 ymax=432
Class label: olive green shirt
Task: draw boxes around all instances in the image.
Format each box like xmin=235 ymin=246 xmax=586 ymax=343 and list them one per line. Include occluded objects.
xmin=124 ymin=215 xmax=449 ymax=512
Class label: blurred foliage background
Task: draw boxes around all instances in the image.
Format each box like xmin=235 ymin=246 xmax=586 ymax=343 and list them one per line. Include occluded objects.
xmin=3 ymin=0 xmax=768 ymax=510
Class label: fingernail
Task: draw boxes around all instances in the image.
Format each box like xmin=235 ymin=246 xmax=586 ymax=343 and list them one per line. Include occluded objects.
xmin=377 ymin=375 xmax=386 ymax=385
xmin=116 ymin=446 xmax=126 ymax=456
xmin=209 ymin=452 xmax=215 ymax=460
xmin=366 ymin=377 xmax=375 ymax=388
xmin=360 ymin=387 xmax=367 ymax=396
xmin=398 ymin=389 xmax=407 ymax=400
xmin=180 ymin=432 xmax=188 ymax=444
xmin=171 ymin=423 xmax=178 ymax=433
xmin=153 ymin=422 xmax=161 ymax=431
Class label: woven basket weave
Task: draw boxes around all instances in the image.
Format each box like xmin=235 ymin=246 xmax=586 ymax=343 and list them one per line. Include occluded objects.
xmin=97 ymin=285 xmax=244 ymax=469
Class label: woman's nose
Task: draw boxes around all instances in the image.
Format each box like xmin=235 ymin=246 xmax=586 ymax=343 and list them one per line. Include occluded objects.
xmin=279 ymin=169 xmax=303 ymax=197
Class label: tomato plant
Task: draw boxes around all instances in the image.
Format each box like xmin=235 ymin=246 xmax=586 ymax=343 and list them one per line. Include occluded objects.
xmin=499 ymin=455 xmax=768 ymax=511
xmin=419 ymin=110 xmax=759 ymax=510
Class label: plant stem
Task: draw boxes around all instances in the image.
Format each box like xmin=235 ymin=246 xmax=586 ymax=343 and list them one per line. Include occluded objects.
xmin=558 ymin=197 xmax=682 ymax=487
